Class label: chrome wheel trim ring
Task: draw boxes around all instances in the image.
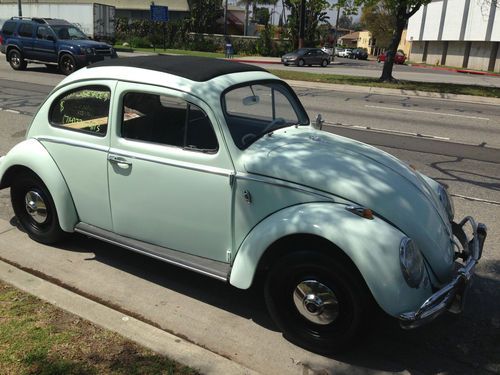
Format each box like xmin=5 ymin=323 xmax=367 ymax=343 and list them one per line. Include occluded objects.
xmin=24 ymin=190 xmax=48 ymax=224
xmin=293 ymin=280 xmax=339 ymax=325
xmin=11 ymin=52 xmax=20 ymax=66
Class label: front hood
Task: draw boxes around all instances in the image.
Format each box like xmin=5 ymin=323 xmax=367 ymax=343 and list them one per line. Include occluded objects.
xmin=243 ymin=127 xmax=454 ymax=282
xmin=282 ymin=53 xmax=298 ymax=58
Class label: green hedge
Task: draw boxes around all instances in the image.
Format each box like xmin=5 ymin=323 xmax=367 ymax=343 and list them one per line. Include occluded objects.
xmin=115 ymin=18 xmax=291 ymax=56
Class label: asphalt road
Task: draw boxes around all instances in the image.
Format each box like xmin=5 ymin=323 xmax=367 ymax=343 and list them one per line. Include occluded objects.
xmin=0 ymin=62 xmax=499 ymax=374
xmin=252 ymin=57 xmax=500 ymax=87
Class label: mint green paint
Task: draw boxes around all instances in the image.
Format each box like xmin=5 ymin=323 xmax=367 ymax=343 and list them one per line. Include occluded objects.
xmin=0 ymin=139 xmax=78 ymax=232
xmin=230 ymin=202 xmax=433 ymax=316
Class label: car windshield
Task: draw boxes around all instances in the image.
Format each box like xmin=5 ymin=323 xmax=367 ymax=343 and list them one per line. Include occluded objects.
xmin=51 ymin=25 xmax=87 ymax=40
xmin=223 ymin=81 xmax=309 ymax=149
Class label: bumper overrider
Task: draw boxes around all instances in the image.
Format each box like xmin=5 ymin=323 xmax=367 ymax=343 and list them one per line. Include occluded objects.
xmin=399 ymin=216 xmax=487 ymax=329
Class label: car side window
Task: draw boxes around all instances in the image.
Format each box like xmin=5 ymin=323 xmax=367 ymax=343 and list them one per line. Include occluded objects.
xmin=36 ymin=26 xmax=52 ymax=40
xmin=18 ymin=23 xmax=33 ymax=38
xmin=49 ymin=85 xmax=111 ymax=136
xmin=2 ymin=21 xmax=16 ymax=36
xmin=121 ymin=92 xmax=218 ymax=153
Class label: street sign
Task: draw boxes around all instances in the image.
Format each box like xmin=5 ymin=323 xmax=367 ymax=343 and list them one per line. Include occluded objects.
xmin=150 ymin=5 xmax=169 ymax=22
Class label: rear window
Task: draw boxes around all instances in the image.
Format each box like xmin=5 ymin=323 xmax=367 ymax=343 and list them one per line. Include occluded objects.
xmin=2 ymin=21 xmax=16 ymax=36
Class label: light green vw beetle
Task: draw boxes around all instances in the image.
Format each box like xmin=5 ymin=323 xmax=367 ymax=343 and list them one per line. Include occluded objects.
xmin=0 ymin=56 xmax=487 ymax=353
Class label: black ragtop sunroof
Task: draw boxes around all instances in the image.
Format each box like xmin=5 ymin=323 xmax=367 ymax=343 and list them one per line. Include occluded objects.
xmin=88 ymin=55 xmax=267 ymax=82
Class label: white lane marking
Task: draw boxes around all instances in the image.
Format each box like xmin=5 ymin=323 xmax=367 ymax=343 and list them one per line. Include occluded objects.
xmin=3 ymin=109 xmax=20 ymax=114
xmin=365 ymin=104 xmax=490 ymax=121
xmin=325 ymin=122 xmax=450 ymax=140
xmin=452 ymin=193 xmax=500 ymax=206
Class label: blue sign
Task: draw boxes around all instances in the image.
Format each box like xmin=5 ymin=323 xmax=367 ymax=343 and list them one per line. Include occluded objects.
xmin=150 ymin=5 xmax=169 ymax=22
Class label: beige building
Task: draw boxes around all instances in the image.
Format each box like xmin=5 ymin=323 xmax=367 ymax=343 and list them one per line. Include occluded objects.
xmin=339 ymin=29 xmax=412 ymax=57
xmin=338 ymin=30 xmax=373 ymax=51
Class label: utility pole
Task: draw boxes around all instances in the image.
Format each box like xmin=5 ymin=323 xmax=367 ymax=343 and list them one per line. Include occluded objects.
xmin=298 ymin=0 xmax=305 ymax=48
xmin=224 ymin=0 xmax=228 ymax=34
xmin=18 ymin=0 xmax=22 ymax=16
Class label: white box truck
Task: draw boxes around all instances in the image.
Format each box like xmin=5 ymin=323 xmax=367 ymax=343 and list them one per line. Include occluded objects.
xmin=0 ymin=3 xmax=115 ymax=41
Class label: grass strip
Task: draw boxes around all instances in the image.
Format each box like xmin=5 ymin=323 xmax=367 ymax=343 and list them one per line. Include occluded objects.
xmin=269 ymin=70 xmax=500 ymax=98
xmin=0 ymin=281 xmax=198 ymax=375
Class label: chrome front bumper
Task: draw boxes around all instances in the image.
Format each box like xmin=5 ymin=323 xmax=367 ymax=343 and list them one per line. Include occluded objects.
xmin=399 ymin=216 xmax=487 ymax=329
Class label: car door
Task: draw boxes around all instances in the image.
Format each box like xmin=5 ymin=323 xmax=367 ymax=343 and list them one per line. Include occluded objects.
xmin=17 ymin=22 xmax=34 ymax=59
xmin=33 ymin=25 xmax=57 ymax=62
xmin=107 ymin=82 xmax=235 ymax=262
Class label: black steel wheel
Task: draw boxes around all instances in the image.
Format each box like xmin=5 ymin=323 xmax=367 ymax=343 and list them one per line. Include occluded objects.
xmin=8 ymin=49 xmax=27 ymax=70
xmin=59 ymin=54 xmax=77 ymax=75
xmin=11 ymin=172 xmax=66 ymax=244
xmin=265 ymin=251 xmax=370 ymax=354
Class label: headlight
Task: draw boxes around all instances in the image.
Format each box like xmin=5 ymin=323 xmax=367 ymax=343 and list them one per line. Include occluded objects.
xmin=83 ymin=47 xmax=94 ymax=55
xmin=399 ymin=237 xmax=425 ymax=288
xmin=438 ymin=184 xmax=454 ymax=220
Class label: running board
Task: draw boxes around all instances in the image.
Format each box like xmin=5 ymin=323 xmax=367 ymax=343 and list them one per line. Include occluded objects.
xmin=74 ymin=223 xmax=230 ymax=282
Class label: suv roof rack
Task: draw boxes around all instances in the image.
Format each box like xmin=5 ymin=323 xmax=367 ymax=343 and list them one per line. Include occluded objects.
xmin=9 ymin=16 xmax=48 ymax=24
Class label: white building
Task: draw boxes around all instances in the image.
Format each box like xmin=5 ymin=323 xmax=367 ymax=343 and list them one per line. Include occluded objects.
xmin=407 ymin=0 xmax=500 ymax=71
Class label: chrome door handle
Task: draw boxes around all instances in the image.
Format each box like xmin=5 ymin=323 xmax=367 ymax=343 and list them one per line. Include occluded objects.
xmin=107 ymin=154 xmax=132 ymax=167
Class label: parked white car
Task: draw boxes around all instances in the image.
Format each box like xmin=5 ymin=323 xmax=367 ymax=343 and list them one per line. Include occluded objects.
xmin=337 ymin=48 xmax=352 ymax=58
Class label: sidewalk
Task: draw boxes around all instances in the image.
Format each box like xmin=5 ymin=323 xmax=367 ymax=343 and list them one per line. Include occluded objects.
xmin=0 ymin=259 xmax=258 ymax=375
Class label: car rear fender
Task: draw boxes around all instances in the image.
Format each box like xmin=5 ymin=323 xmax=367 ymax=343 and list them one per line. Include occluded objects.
xmin=0 ymin=139 xmax=78 ymax=232
xmin=229 ymin=202 xmax=433 ymax=316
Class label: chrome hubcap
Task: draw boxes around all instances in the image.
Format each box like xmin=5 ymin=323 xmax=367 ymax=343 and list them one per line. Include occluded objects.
xmin=293 ymin=280 xmax=339 ymax=325
xmin=24 ymin=191 xmax=47 ymax=224
xmin=11 ymin=54 xmax=20 ymax=65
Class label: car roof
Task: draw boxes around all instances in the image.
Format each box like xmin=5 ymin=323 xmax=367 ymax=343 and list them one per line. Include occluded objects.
xmin=88 ymin=55 xmax=267 ymax=82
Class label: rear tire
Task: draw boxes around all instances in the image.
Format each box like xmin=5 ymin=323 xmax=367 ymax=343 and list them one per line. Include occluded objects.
xmin=265 ymin=251 xmax=370 ymax=354
xmin=8 ymin=49 xmax=27 ymax=70
xmin=11 ymin=172 xmax=66 ymax=244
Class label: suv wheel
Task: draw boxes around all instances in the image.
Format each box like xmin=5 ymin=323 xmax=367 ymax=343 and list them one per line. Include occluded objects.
xmin=59 ymin=54 xmax=77 ymax=75
xmin=8 ymin=49 xmax=27 ymax=70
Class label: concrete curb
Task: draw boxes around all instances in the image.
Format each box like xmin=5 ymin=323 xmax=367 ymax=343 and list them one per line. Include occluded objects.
xmin=285 ymin=79 xmax=500 ymax=106
xmin=0 ymin=260 xmax=258 ymax=375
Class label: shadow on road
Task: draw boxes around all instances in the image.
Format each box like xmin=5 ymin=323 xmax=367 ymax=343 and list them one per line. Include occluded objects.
xmin=26 ymin=225 xmax=497 ymax=375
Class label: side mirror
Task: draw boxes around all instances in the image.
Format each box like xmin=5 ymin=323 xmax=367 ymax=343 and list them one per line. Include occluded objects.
xmin=313 ymin=114 xmax=324 ymax=130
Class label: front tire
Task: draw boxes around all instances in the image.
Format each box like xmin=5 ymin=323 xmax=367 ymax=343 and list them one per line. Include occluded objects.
xmin=321 ymin=59 xmax=328 ymax=67
xmin=265 ymin=251 xmax=369 ymax=354
xmin=8 ymin=49 xmax=27 ymax=70
xmin=297 ymin=59 xmax=305 ymax=67
xmin=59 ymin=54 xmax=77 ymax=75
xmin=11 ymin=172 xmax=66 ymax=244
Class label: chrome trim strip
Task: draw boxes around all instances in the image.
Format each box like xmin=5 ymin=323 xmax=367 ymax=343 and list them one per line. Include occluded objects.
xmin=109 ymin=149 xmax=234 ymax=177
xmin=37 ymin=136 xmax=109 ymax=152
xmin=37 ymin=137 xmax=233 ymax=177
xmin=236 ymin=172 xmax=337 ymax=201
xmin=75 ymin=226 xmax=229 ymax=282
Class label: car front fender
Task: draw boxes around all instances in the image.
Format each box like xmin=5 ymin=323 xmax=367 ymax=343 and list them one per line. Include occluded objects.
xmin=229 ymin=202 xmax=434 ymax=317
xmin=0 ymin=139 xmax=78 ymax=232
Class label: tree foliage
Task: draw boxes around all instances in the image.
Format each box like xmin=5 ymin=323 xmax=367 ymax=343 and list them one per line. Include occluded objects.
xmin=337 ymin=14 xmax=353 ymax=29
xmin=284 ymin=0 xmax=330 ymax=47
xmin=360 ymin=3 xmax=394 ymax=48
xmin=188 ymin=0 xmax=223 ymax=33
